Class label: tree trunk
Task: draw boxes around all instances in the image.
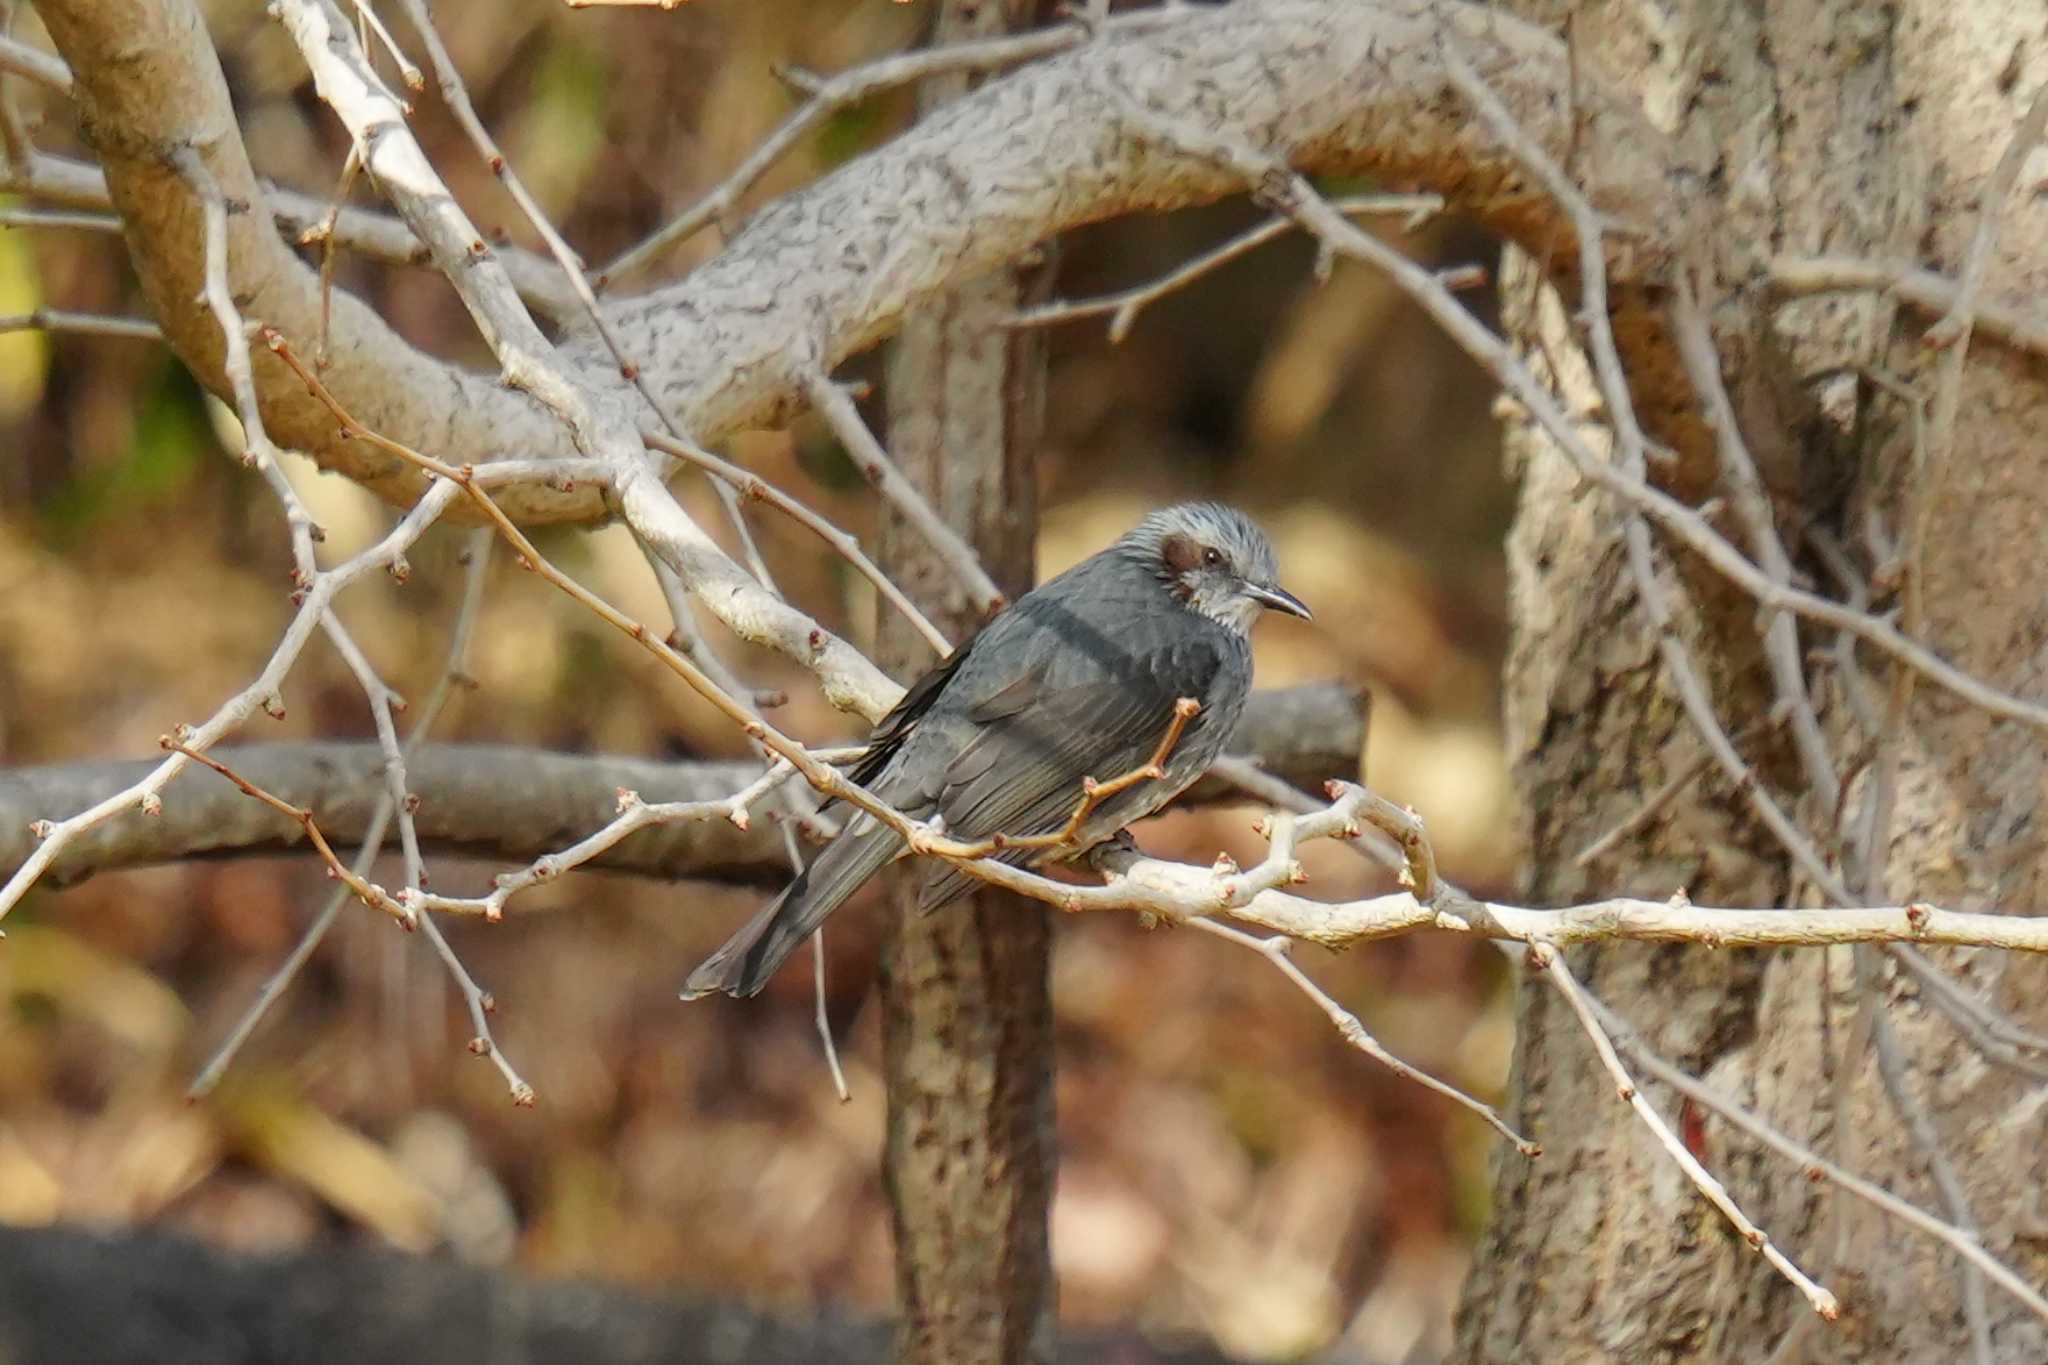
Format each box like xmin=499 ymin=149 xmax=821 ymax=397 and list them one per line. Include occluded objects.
xmin=1457 ymin=2 xmax=2048 ymax=1360
xmin=876 ymin=5 xmax=1057 ymax=1363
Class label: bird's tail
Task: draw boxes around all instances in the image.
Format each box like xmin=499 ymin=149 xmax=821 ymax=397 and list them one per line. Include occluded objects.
xmin=680 ymin=818 xmax=905 ymax=999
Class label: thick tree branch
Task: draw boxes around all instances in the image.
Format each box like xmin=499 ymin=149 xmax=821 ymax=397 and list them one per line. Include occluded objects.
xmin=606 ymin=0 xmax=1678 ymax=451
xmin=31 ymin=0 xmax=591 ymax=522
xmin=0 ymin=685 xmax=1365 ymax=889
xmin=34 ymin=0 xmax=1680 ymax=517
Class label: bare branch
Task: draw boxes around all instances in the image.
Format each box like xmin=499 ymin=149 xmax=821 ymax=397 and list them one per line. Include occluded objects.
xmin=346 ymin=0 xmax=421 ymax=90
xmin=0 ymin=479 xmax=458 ymax=930
xmin=415 ymin=785 xmax=772 ymax=923
xmin=0 ymin=684 xmax=1363 ymax=889
xmin=1768 ymin=256 xmax=2048 ymax=359
xmin=603 ymin=1 xmax=1678 ymax=469
xmin=0 ymin=308 xmax=159 ymax=340
xmin=1584 ymin=989 xmax=2048 ymax=1328
xmin=1533 ymin=942 xmax=1839 ymax=1320
xmin=165 ymin=743 xmax=414 ymax=929
xmin=1670 ymin=278 xmax=1839 ymax=812
xmin=1283 ymin=186 xmax=2048 ymax=736
xmin=189 ymin=529 xmax=493 ymax=1100
xmin=1924 ymin=81 xmax=2048 ymax=350
xmin=0 ymin=31 xmax=67 ymax=94
xmin=1193 ymin=917 xmax=1539 ymax=1156
xmin=2 ymin=144 xmax=579 ymax=317
xmin=1856 ymin=951 xmax=1994 ymax=1363
xmin=1010 ymin=193 xmax=1444 ymax=343
xmin=643 ymin=432 xmax=953 ymax=656
xmin=32 ymin=0 xmax=591 ymax=520
xmin=1573 ymin=716 xmax=1776 ymax=869
xmin=0 ymin=206 xmax=120 ymax=232
xmin=802 ymin=372 xmax=1006 ymax=619
xmin=599 ymin=18 xmax=1113 ymax=285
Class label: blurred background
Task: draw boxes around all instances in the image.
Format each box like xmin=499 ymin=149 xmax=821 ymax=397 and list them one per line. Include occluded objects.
xmin=0 ymin=1 xmax=1519 ymax=1360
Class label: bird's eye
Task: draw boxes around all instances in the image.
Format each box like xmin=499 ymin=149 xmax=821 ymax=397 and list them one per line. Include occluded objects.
xmin=1201 ymin=547 xmax=1225 ymax=569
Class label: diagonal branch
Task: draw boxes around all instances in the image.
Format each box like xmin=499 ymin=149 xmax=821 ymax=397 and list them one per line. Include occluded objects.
xmin=1533 ymin=941 xmax=1839 ymax=1320
xmin=31 ymin=0 xmax=591 ymax=519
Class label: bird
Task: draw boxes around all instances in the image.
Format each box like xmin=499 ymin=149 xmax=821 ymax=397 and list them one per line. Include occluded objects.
xmin=681 ymin=501 xmax=1311 ymax=1000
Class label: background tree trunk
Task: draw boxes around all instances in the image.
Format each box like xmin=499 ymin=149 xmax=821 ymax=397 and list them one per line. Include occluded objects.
xmin=1458 ymin=2 xmax=2048 ymax=1360
xmin=876 ymin=5 xmax=1057 ymax=1362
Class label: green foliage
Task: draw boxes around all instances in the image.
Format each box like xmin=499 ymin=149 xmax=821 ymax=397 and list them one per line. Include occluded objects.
xmin=37 ymin=361 xmax=210 ymax=545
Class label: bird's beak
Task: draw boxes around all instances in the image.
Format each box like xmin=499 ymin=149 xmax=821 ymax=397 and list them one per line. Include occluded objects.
xmin=1243 ymin=580 xmax=1313 ymax=621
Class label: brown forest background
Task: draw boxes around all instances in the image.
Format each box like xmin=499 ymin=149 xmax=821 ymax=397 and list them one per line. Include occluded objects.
xmin=0 ymin=2 xmax=1519 ymax=1360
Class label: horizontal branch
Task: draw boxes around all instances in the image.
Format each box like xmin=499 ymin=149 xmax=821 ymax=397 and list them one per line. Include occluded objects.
xmin=1090 ymin=847 xmax=2048 ymax=958
xmin=1768 ymin=254 xmax=2048 ymax=359
xmin=0 ymin=684 xmax=1364 ymax=890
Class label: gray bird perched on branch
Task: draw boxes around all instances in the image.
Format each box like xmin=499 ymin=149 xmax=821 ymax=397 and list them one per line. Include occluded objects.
xmin=682 ymin=502 xmax=1311 ymax=1000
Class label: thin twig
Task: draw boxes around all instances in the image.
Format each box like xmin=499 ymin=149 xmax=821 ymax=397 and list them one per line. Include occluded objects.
xmin=1573 ymin=716 xmax=1776 ymax=868
xmin=0 ymin=207 xmax=121 ymax=232
xmin=313 ymin=146 xmax=363 ymax=368
xmin=1585 ymin=988 xmax=2048 ymax=1327
xmin=1193 ymin=917 xmax=1538 ymax=1155
xmin=1924 ymin=81 xmax=2048 ymax=350
xmin=415 ymin=788 xmax=758 ymax=921
xmin=1856 ymin=950 xmax=1994 ymax=1364
xmin=348 ymin=0 xmax=422 ymax=90
xmin=0 ymin=309 xmax=161 ymax=341
xmin=1010 ymin=193 xmax=1444 ymax=342
xmin=166 ymin=743 xmax=414 ymax=927
xmin=1768 ymin=256 xmax=2048 ymax=359
xmin=0 ymin=482 xmax=454 ymax=929
xmin=188 ymin=530 xmax=493 ymax=1098
xmin=1670 ymin=276 xmax=1840 ymax=813
xmin=802 ymin=371 xmax=1006 ymax=618
xmin=1533 ymin=942 xmax=1840 ymax=1321
xmin=0 ymin=4 xmax=25 ymax=176
xmin=1100 ymin=66 xmax=2048 ymax=739
xmin=263 ymin=337 xmax=2048 ymax=960
xmin=175 ymin=149 xmax=325 ymax=552
xmin=643 ymin=431 xmax=953 ymax=656
xmin=598 ymin=20 xmax=1121 ymax=286
xmin=943 ymin=698 xmax=1202 ymax=859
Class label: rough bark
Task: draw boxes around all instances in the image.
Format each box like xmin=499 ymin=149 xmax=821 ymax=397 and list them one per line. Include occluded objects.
xmin=874 ymin=5 xmax=1058 ymax=1362
xmin=32 ymin=0 xmax=591 ymax=522
xmin=30 ymin=0 xmax=1683 ymax=516
xmin=0 ymin=689 xmax=1363 ymax=889
xmin=1456 ymin=2 xmax=2048 ymax=1361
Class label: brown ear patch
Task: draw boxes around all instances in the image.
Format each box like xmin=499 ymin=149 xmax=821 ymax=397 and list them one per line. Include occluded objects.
xmin=1160 ymin=532 xmax=1203 ymax=577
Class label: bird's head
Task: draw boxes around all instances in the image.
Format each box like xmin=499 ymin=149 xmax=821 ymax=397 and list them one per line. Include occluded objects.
xmin=1125 ymin=502 xmax=1312 ymax=634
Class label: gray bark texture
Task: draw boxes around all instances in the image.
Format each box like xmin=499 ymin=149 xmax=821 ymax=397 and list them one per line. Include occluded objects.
xmin=1456 ymin=1 xmax=2048 ymax=1361
xmin=0 ymin=690 xmax=1363 ymax=890
xmin=875 ymin=6 xmax=1060 ymax=1363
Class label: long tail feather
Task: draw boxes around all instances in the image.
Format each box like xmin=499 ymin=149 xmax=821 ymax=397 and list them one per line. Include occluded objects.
xmin=680 ymin=821 xmax=905 ymax=999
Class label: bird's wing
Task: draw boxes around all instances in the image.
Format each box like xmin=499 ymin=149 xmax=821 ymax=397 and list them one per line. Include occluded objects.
xmin=845 ymin=628 xmax=983 ymax=791
xmin=908 ymin=630 xmax=1233 ymax=910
